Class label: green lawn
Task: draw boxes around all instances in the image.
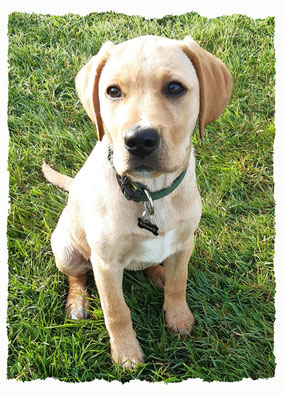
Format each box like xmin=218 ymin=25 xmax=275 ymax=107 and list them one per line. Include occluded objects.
xmin=7 ymin=11 xmax=275 ymax=382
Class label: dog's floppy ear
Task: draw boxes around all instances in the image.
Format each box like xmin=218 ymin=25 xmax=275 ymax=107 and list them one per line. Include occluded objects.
xmin=75 ymin=41 xmax=114 ymax=141
xmin=181 ymin=36 xmax=232 ymax=138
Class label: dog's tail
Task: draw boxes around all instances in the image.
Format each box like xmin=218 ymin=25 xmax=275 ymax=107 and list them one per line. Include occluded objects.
xmin=42 ymin=160 xmax=73 ymax=192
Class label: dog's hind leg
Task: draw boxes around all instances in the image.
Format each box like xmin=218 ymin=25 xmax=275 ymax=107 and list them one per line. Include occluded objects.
xmin=51 ymin=217 xmax=92 ymax=319
xmin=144 ymin=265 xmax=165 ymax=287
xmin=53 ymin=243 xmax=91 ymax=320
xmin=66 ymin=273 xmax=90 ymax=319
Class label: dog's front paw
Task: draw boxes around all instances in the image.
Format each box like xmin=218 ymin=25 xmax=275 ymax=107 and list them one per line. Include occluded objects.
xmin=110 ymin=336 xmax=145 ymax=369
xmin=164 ymin=302 xmax=195 ymax=335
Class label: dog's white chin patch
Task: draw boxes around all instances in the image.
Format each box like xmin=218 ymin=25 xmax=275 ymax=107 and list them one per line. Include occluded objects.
xmin=129 ymin=168 xmax=153 ymax=178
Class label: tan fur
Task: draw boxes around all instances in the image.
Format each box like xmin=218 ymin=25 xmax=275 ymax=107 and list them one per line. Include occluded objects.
xmin=43 ymin=35 xmax=232 ymax=369
xmin=181 ymin=37 xmax=232 ymax=138
xmin=144 ymin=265 xmax=165 ymax=287
xmin=42 ymin=160 xmax=73 ymax=191
xmin=66 ymin=274 xmax=90 ymax=319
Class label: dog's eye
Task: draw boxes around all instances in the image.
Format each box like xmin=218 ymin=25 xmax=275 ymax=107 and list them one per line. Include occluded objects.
xmin=106 ymin=85 xmax=122 ymax=99
xmin=165 ymin=81 xmax=185 ymax=96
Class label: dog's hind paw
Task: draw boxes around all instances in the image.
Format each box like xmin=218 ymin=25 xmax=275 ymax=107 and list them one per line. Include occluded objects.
xmin=144 ymin=264 xmax=165 ymax=288
xmin=66 ymin=294 xmax=90 ymax=320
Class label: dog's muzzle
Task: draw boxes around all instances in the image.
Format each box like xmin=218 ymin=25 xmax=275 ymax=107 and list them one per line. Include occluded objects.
xmin=124 ymin=127 xmax=160 ymax=159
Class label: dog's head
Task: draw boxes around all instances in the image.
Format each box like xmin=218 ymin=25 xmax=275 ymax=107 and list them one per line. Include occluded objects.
xmin=76 ymin=35 xmax=232 ymax=179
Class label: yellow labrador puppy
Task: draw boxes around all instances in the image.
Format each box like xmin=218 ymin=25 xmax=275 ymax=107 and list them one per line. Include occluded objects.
xmin=43 ymin=35 xmax=232 ymax=369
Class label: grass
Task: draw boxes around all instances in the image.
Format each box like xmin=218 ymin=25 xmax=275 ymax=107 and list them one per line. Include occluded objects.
xmin=7 ymin=11 xmax=275 ymax=382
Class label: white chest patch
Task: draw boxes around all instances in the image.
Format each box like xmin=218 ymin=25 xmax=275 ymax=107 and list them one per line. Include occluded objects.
xmin=141 ymin=229 xmax=176 ymax=263
xmin=125 ymin=228 xmax=181 ymax=270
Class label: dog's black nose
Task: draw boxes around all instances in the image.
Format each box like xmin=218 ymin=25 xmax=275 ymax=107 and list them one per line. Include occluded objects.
xmin=124 ymin=127 xmax=160 ymax=158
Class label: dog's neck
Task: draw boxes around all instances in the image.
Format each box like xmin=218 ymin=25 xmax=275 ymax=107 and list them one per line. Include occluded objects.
xmin=132 ymin=171 xmax=185 ymax=194
xmin=106 ymin=144 xmax=189 ymax=202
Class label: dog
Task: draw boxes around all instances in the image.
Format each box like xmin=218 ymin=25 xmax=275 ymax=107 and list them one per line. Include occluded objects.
xmin=42 ymin=35 xmax=232 ymax=369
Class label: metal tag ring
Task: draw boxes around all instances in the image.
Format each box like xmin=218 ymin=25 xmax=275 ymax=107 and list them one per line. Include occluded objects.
xmin=143 ymin=188 xmax=154 ymax=215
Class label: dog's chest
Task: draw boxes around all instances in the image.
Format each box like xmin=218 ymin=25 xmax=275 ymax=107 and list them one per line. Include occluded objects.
xmin=125 ymin=227 xmax=182 ymax=270
xmin=142 ymin=229 xmax=176 ymax=261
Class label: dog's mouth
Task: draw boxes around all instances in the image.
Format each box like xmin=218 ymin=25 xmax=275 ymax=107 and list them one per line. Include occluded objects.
xmin=126 ymin=165 xmax=156 ymax=179
xmin=124 ymin=155 xmax=166 ymax=179
xmin=133 ymin=164 xmax=155 ymax=173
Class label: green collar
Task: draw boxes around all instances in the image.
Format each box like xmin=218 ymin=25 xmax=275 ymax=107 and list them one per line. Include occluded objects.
xmin=116 ymin=170 xmax=187 ymax=202
xmin=108 ymin=148 xmax=187 ymax=202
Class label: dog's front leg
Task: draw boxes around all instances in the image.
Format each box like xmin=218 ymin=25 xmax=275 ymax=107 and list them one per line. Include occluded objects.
xmin=163 ymin=235 xmax=195 ymax=334
xmin=91 ymin=253 xmax=144 ymax=369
